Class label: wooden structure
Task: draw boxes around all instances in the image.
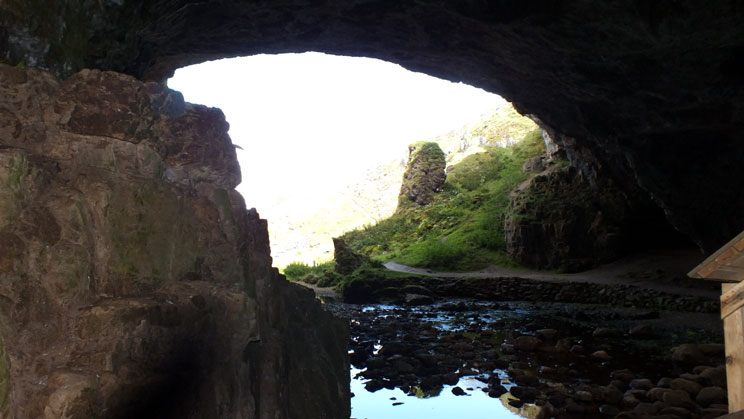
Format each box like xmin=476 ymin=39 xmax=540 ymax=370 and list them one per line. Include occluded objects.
xmin=689 ymin=230 xmax=744 ymax=414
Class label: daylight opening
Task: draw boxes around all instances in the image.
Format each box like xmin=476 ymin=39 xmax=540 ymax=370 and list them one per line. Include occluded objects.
xmin=168 ymin=52 xmax=530 ymax=268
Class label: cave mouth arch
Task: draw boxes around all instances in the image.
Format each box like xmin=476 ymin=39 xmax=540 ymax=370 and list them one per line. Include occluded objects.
xmin=166 ymin=52 xmax=515 ymax=268
xmin=4 ymin=1 xmax=744 ymax=251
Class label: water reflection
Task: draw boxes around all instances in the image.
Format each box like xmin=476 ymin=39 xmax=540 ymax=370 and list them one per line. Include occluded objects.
xmin=350 ymin=369 xmax=523 ymax=419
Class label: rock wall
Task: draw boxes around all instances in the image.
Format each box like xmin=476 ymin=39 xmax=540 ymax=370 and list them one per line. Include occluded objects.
xmin=398 ymin=142 xmax=446 ymax=207
xmin=4 ymin=1 xmax=743 ymax=252
xmin=505 ymin=129 xmax=692 ymax=272
xmin=0 ymin=64 xmax=349 ymax=418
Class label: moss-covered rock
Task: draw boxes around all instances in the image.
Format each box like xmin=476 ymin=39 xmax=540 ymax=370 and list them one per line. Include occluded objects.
xmin=398 ymin=142 xmax=446 ymax=206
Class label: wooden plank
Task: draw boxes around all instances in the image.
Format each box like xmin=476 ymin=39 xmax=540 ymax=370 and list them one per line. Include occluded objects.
xmin=690 ymin=230 xmax=744 ymax=280
xmin=723 ymin=282 xmax=744 ymax=319
xmin=724 ymin=306 xmax=744 ymax=413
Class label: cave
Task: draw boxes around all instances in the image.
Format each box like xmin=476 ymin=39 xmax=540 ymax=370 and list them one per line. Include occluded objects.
xmin=1 ymin=1 xmax=743 ymax=418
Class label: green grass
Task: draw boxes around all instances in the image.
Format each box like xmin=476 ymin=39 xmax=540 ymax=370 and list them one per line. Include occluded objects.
xmin=281 ymin=260 xmax=342 ymax=287
xmin=340 ymin=128 xmax=546 ymax=271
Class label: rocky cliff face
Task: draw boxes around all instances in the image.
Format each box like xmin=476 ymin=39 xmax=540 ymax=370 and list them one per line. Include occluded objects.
xmin=505 ymin=129 xmax=692 ymax=272
xmin=398 ymin=142 xmax=446 ymax=207
xmin=0 ymin=64 xmax=349 ymax=418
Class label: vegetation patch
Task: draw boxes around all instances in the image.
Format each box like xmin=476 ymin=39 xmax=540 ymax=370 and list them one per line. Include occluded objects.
xmin=340 ymin=128 xmax=546 ymax=271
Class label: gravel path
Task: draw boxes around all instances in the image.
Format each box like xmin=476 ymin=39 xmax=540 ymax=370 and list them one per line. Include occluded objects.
xmin=383 ymin=248 xmax=720 ymax=300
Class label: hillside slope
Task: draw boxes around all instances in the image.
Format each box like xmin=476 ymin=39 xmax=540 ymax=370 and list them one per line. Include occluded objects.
xmin=270 ymin=103 xmax=537 ymax=267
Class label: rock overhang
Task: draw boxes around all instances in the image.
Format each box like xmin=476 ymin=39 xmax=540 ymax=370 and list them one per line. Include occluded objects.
xmin=3 ymin=2 xmax=744 ymax=247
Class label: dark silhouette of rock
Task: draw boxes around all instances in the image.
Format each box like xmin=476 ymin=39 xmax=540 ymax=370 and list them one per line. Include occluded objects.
xmin=333 ymin=237 xmax=370 ymax=274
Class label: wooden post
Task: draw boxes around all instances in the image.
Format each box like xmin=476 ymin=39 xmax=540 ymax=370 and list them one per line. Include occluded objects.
xmin=723 ymin=282 xmax=744 ymax=413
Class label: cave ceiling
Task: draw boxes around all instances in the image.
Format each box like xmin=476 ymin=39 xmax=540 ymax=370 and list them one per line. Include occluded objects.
xmin=2 ymin=0 xmax=744 ymax=251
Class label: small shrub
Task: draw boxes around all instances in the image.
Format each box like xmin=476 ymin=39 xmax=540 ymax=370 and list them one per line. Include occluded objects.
xmin=283 ymin=262 xmax=313 ymax=280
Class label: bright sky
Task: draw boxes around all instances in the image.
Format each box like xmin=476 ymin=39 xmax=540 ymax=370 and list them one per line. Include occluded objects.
xmin=167 ymin=52 xmax=503 ymax=213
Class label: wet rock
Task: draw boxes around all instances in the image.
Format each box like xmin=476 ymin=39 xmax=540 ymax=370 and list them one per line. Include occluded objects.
xmin=696 ymin=386 xmax=727 ymax=407
xmin=366 ymin=358 xmax=387 ymax=370
xmin=629 ymin=324 xmax=653 ymax=339
xmin=514 ymin=374 xmax=539 ymax=386
xmin=574 ymin=390 xmax=593 ymax=402
xmin=699 ymin=366 xmax=727 ymax=388
xmin=611 ymin=369 xmax=635 ymax=383
xmin=656 ymin=377 xmax=673 ymax=388
xmin=662 ymin=389 xmax=696 ymax=409
xmin=511 ymin=386 xmax=539 ymax=402
xmin=629 ymin=378 xmax=654 ymax=391
xmin=393 ymin=360 xmax=415 ymax=374
xmin=698 ymin=343 xmax=725 ymax=356
xmin=442 ymin=373 xmax=459 ymax=386
xmin=536 ymin=329 xmax=558 ymax=341
xmin=405 ymin=294 xmax=434 ymax=306
xmin=501 ymin=343 xmax=516 ymax=354
xmin=701 ymin=407 xmax=729 ymax=418
xmin=569 ymin=344 xmax=585 ymax=354
xmin=515 ymin=335 xmax=542 ymax=351
xmin=598 ymin=404 xmax=619 ymax=416
xmin=621 ymin=393 xmax=641 ymax=408
xmin=659 ymin=406 xmax=692 ymax=417
xmin=591 ymin=350 xmax=612 ymax=361
xmin=592 ymin=327 xmax=615 ymax=338
xmin=602 ymin=386 xmax=623 ymax=404
xmin=633 ymin=402 xmax=659 ymax=415
xmin=671 ymin=344 xmax=706 ymax=365
xmin=451 ymin=386 xmax=466 ymax=396
xmin=670 ymin=378 xmax=703 ymax=397
xmin=419 ymin=376 xmax=443 ymax=393
xmin=365 ymin=379 xmax=384 ymax=392
xmin=647 ymin=387 xmax=671 ymax=402
xmin=488 ymin=384 xmax=508 ymax=398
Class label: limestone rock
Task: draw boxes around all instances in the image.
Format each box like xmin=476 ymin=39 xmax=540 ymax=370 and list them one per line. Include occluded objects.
xmin=398 ymin=142 xmax=446 ymax=206
xmin=333 ymin=237 xmax=369 ymax=274
xmin=504 ymin=164 xmax=671 ymax=272
xmin=0 ymin=64 xmax=349 ymax=418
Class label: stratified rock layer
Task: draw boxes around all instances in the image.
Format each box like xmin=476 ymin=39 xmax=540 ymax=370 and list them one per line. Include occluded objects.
xmin=0 ymin=64 xmax=349 ymax=418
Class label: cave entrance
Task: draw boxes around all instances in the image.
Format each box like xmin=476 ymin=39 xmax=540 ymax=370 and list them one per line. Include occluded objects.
xmin=167 ymin=52 xmax=508 ymax=269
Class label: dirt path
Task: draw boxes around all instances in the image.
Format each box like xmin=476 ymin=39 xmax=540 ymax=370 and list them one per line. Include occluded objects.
xmin=384 ymin=248 xmax=720 ymax=299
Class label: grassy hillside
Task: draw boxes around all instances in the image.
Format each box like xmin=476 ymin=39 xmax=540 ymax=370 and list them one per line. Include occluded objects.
xmin=271 ymin=103 xmax=537 ymax=268
xmin=340 ymin=129 xmax=545 ymax=271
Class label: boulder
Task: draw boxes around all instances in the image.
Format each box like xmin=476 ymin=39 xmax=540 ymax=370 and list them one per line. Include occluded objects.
xmin=398 ymin=142 xmax=446 ymax=206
